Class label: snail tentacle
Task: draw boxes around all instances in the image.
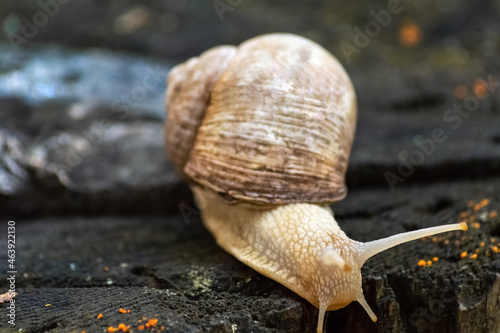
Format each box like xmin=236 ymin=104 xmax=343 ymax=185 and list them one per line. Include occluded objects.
xmin=317 ymin=302 xmax=327 ymax=333
xmin=357 ymin=294 xmax=378 ymax=322
xmin=358 ymin=222 xmax=468 ymax=265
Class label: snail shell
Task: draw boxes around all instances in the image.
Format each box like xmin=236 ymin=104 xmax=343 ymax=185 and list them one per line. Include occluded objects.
xmin=165 ymin=33 xmax=356 ymax=205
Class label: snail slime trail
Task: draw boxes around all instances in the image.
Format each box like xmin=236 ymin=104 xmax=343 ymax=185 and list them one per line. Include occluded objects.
xmin=164 ymin=33 xmax=468 ymax=333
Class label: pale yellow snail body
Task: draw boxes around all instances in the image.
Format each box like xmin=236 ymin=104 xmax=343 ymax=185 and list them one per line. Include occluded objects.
xmin=164 ymin=33 xmax=467 ymax=333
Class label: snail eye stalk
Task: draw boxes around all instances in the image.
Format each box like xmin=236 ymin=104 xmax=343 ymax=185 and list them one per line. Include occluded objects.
xmin=357 ymin=223 xmax=467 ymax=266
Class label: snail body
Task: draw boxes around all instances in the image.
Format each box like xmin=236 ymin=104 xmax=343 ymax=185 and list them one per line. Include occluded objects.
xmin=164 ymin=33 xmax=467 ymax=332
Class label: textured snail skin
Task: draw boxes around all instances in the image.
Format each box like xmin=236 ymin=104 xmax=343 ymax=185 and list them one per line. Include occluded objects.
xmin=192 ymin=185 xmax=467 ymax=333
xmin=192 ymin=185 xmax=363 ymax=310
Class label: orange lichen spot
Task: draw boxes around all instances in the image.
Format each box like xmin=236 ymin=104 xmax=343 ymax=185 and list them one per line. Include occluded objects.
xmin=108 ymin=327 xmax=117 ymax=333
xmin=473 ymin=79 xmax=488 ymax=98
xmin=480 ymin=241 xmax=485 ymax=247
xmin=116 ymin=323 xmax=130 ymax=332
xmin=138 ymin=325 xmax=145 ymax=331
xmin=418 ymin=260 xmax=426 ymax=266
xmin=475 ymin=248 xmax=479 ymax=253
xmin=460 ymin=251 xmax=468 ymax=258
xmin=492 ymin=238 xmax=497 ymax=243
xmin=148 ymin=319 xmax=158 ymax=327
xmin=97 ymin=313 xmax=103 ymax=319
xmin=492 ymin=246 xmax=499 ymax=253
xmin=444 ymin=239 xmax=450 ymax=245
xmin=161 ymin=326 xmax=165 ymax=330
xmin=470 ymin=253 xmax=478 ymax=259
xmin=433 ymin=257 xmax=439 ymax=262
xmin=0 ymin=291 xmax=17 ymax=303
xmin=473 ymin=203 xmax=481 ymax=211
xmin=104 ymin=266 xmax=109 ymax=272
xmin=480 ymin=198 xmax=490 ymax=207
xmin=471 ymin=222 xmax=481 ymax=229
xmin=490 ymin=211 xmax=498 ymax=218
xmin=118 ymin=308 xmax=130 ymax=314
xmin=400 ymin=22 xmax=421 ymax=46
xmin=426 ymin=260 xmax=432 ymax=266
xmin=459 ymin=211 xmax=470 ymax=219
xmin=454 ymin=85 xmax=468 ymax=100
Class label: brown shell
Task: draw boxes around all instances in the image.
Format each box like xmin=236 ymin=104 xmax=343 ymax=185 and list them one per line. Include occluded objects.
xmin=164 ymin=45 xmax=237 ymax=174
xmin=165 ymin=33 xmax=357 ymax=205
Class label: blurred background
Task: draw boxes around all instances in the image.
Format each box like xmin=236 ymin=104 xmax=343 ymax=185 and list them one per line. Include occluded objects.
xmin=0 ymin=0 xmax=499 ymax=217
xmin=0 ymin=1 xmax=499 ymax=332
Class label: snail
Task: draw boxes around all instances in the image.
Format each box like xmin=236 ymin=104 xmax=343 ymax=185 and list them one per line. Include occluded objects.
xmin=163 ymin=33 xmax=467 ymax=332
